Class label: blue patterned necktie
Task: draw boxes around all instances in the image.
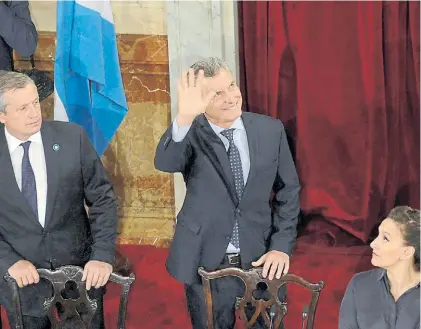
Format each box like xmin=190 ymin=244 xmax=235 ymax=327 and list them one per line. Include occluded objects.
xmin=21 ymin=141 xmax=38 ymax=218
xmin=220 ymin=128 xmax=243 ymax=249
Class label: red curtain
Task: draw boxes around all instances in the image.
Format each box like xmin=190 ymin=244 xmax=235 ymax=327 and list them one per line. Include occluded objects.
xmin=238 ymin=1 xmax=420 ymax=244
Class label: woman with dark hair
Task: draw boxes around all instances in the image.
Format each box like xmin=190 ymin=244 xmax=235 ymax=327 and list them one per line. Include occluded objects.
xmin=339 ymin=206 xmax=420 ymax=329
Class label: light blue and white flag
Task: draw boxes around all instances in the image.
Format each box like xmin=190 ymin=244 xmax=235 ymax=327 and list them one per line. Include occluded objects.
xmin=54 ymin=0 xmax=128 ymax=156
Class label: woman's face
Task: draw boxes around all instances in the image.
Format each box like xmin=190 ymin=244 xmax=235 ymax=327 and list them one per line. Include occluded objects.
xmin=370 ymin=218 xmax=414 ymax=269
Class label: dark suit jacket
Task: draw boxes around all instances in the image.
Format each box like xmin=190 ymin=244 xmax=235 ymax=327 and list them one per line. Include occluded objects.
xmin=155 ymin=112 xmax=300 ymax=284
xmin=0 ymin=1 xmax=38 ymax=71
xmin=0 ymin=120 xmax=118 ymax=316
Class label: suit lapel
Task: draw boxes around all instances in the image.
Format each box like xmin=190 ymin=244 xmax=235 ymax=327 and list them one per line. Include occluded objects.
xmin=195 ymin=115 xmax=239 ymax=206
xmin=0 ymin=125 xmax=42 ymax=229
xmin=240 ymin=112 xmax=258 ymax=201
xmin=41 ymin=122 xmax=59 ymax=228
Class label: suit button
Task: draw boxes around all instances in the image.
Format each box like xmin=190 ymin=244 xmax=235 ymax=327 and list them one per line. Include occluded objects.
xmin=235 ymin=209 xmax=241 ymax=214
xmin=225 ymin=235 xmax=231 ymax=240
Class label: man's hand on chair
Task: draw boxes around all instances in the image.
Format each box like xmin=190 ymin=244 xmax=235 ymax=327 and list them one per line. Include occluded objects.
xmin=8 ymin=260 xmax=40 ymax=288
xmin=82 ymin=260 xmax=113 ymax=290
xmin=252 ymin=251 xmax=290 ymax=280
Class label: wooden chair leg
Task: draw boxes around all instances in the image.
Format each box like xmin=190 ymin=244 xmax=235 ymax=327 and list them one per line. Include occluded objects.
xmin=117 ymin=281 xmax=131 ymax=329
xmin=108 ymin=271 xmax=135 ymax=329
xmin=201 ymin=278 xmax=215 ymax=329
xmin=4 ymin=276 xmax=24 ymax=329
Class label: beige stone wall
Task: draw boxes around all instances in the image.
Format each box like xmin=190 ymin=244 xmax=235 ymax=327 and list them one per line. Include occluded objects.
xmin=23 ymin=1 xmax=174 ymax=246
xmin=29 ymin=1 xmax=167 ymax=35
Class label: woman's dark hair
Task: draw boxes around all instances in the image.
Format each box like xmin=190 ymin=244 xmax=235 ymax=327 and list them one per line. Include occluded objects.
xmin=388 ymin=206 xmax=420 ymax=271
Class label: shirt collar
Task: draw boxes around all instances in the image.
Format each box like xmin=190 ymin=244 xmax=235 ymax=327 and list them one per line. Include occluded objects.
xmin=376 ymin=269 xmax=387 ymax=282
xmin=208 ymin=116 xmax=245 ymax=136
xmin=4 ymin=127 xmax=42 ymax=154
xmin=376 ymin=268 xmax=421 ymax=288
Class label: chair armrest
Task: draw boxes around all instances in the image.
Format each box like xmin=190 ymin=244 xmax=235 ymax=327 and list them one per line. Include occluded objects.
xmin=113 ymin=250 xmax=132 ymax=277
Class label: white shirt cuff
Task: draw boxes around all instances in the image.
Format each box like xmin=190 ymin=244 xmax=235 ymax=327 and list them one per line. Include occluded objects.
xmin=171 ymin=120 xmax=191 ymax=142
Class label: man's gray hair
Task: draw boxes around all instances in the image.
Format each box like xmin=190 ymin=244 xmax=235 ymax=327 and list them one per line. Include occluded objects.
xmin=190 ymin=57 xmax=230 ymax=78
xmin=0 ymin=70 xmax=34 ymax=113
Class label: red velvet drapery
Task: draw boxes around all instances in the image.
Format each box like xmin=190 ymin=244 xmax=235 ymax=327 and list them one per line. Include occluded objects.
xmin=238 ymin=1 xmax=420 ymax=244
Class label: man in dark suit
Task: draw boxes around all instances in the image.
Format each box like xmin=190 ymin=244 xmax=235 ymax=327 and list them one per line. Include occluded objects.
xmin=0 ymin=1 xmax=38 ymax=71
xmin=0 ymin=70 xmax=118 ymax=329
xmin=155 ymin=57 xmax=300 ymax=329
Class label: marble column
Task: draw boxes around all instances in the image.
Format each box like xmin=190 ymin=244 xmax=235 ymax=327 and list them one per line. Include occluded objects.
xmin=166 ymin=0 xmax=240 ymax=215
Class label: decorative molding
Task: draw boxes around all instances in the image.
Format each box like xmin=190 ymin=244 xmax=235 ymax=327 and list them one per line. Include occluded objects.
xmin=14 ymin=32 xmax=170 ymax=74
xmin=117 ymin=237 xmax=172 ymax=248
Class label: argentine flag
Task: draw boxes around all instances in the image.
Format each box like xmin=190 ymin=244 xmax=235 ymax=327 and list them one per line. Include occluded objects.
xmin=54 ymin=0 xmax=128 ymax=156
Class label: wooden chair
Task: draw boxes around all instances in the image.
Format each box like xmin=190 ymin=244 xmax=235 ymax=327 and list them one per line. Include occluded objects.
xmin=198 ymin=267 xmax=324 ymax=329
xmin=3 ymin=251 xmax=135 ymax=329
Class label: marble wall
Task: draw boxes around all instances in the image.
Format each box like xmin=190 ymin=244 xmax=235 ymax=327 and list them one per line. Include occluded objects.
xmin=29 ymin=1 xmax=167 ymax=34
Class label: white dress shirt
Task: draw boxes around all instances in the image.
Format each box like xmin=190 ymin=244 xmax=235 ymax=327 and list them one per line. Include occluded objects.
xmin=172 ymin=117 xmax=250 ymax=253
xmin=4 ymin=127 xmax=48 ymax=227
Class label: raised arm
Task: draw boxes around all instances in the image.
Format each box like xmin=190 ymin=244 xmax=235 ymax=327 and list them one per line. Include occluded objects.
xmin=155 ymin=68 xmax=215 ymax=173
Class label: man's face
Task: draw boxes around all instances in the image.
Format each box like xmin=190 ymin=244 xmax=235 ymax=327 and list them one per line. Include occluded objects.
xmin=0 ymin=83 xmax=42 ymax=140
xmin=203 ymin=69 xmax=242 ymax=125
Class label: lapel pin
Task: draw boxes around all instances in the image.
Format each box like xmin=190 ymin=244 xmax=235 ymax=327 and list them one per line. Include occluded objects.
xmin=52 ymin=144 xmax=60 ymax=151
